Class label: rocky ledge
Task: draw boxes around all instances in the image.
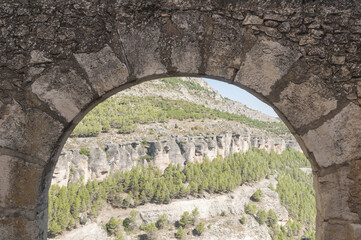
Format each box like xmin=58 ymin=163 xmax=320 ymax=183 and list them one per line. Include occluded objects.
xmin=52 ymin=133 xmax=300 ymax=186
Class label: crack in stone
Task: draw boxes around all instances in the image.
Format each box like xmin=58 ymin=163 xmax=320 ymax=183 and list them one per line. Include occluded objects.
xmin=69 ymin=56 xmax=99 ymax=99
xmin=116 ymin=30 xmax=133 ymax=79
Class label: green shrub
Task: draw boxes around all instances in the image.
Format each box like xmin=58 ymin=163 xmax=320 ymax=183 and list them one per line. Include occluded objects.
xmin=251 ymin=189 xmax=263 ymax=202
xmin=267 ymin=209 xmax=278 ymax=228
xmin=79 ymin=148 xmax=91 ymax=157
xmin=175 ymin=226 xmax=184 ymax=239
xmin=194 ymin=222 xmax=205 ymax=236
xmin=106 ymin=217 xmax=121 ymax=235
xmin=240 ymin=216 xmax=246 ymax=224
xmin=256 ymin=210 xmax=267 ymax=225
xmin=244 ymin=204 xmax=257 ymax=215
xmin=156 ymin=214 xmax=168 ymax=229
xmin=179 ymin=211 xmax=192 ymax=227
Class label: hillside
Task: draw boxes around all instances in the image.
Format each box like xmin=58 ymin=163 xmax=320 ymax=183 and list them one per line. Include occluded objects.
xmin=54 ymin=77 xmax=298 ymax=186
xmin=48 ymin=77 xmax=315 ymax=240
xmin=70 ymin=77 xmax=289 ymax=139
xmin=49 ymin=149 xmax=315 ymax=240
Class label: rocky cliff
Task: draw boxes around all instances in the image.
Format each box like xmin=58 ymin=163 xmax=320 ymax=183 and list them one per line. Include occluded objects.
xmin=53 ymin=77 xmax=298 ymax=186
xmin=52 ymin=132 xmax=300 ymax=186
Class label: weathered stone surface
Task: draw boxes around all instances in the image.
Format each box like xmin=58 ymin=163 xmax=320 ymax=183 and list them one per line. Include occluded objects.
xmin=206 ymin=16 xmax=254 ymax=80
xmin=332 ymin=55 xmax=346 ymax=65
xmin=0 ymin=101 xmax=63 ymax=162
xmin=235 ymin=38 xmax=301 ymax=96
xmin=168 ymin=12 xmax=203 ymax=74
xmin=2 ymin=1 xmax=361 ymax=239
xmin=29 ymin=50 xmax=52 ymax=65
xmin=117 ymin=20 xmax=167 ymax=79
xmin=242 ymin=15 xmax=263 ymax=25
xmin=349 ymin=224 xmax=361 ymax=240
xmin=274 ymin=76 xmax=338 ymax=129
xmin=0 ymin=155 xmax=42 ymax=209
xmin=278 ymin=22 xmax=291 ymax=33
xmin=264 ymin=13 xmax=287 ymax=22
xmin=314 ymin=166 xmax=359 ymax=223
xmin=302 ymin=103 xmax=361 ymax=167
xmin=74 ymin=45 xmax=129 ymax=95
xmin=31 ymin=66 xmax=94 ymax=122
xmin=0 ymin=215 xmax=38 ymax=240
xmin=321 ymin=222 xmax=350 ymax=240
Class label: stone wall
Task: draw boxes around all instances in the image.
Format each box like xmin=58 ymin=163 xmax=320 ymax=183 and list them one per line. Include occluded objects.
xmin=1 ymin=1 xmax=361 ymax=239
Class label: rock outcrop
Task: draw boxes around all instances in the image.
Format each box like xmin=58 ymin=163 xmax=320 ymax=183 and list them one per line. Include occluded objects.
xmin=52 ymin=133 xmax=300 ymax=186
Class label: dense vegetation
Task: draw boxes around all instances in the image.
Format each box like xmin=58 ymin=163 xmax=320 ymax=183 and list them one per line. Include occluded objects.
xmin=71 ymin=78 xmax=288 ymax=137
xmin=48 ymin=149 xmax=315 ymax=239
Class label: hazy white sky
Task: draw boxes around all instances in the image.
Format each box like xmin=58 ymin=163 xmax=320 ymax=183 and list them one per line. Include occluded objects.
xmin=204 ymin=78 xmax=278 ymax=118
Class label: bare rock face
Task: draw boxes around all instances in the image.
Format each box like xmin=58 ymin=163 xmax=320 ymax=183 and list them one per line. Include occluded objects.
xmin=52 ymin=133 xmax=300 ymax=186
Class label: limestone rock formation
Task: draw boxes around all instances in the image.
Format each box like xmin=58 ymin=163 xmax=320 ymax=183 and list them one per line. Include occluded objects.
xmin=52 ymin=133 xmax=300 ymax=186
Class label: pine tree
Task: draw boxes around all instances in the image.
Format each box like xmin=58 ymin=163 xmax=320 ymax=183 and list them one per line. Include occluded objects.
xmin=179 ymin=211 xmax=192 ymax=227
xmin=175 ymin=226 xmax=184 ymax=239
xmin=256 ymin=210 xmax=267 ymax=225
xmin=143 ymin=222 xmax=158 ymax=240
xmin=156 ymin=214 xmax=168 ymax=229
xmin=191 ymin=208 xmax=200 ymax=225
xmin=106 ymin=217 xmax=120 ymax=235
xmin=140 ymin=190 xmax=148 ymax=204
xmin=194 ymin=222 xmax=205 ymax=236
xmin=267 ymin=209 xmax=278 ymax=228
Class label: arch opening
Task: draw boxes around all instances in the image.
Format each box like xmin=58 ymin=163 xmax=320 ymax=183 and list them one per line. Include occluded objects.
xmin=48 ymin=76 xmax=316 ymax=240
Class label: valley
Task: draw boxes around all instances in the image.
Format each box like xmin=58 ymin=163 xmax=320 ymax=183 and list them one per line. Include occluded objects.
xmin=48 ymin=78 xmax=315 ymax=240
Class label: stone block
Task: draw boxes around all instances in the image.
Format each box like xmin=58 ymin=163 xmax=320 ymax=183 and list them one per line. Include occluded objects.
xmin=234 ymin=38 xmax=301 ymax=96
xmin=314 ymin=166 xmax=359 ymax=222
xmin=206 ymin=16 xmax=254 ymax=80
xmin=349 ymin=224 xmax=361 ymax=240
xmin=170 ymin=12 xmax=203 ymax=74
xmin=0 ymin=215 xmax=38 ymax=240
xmin=242 ymin=15 xmax=263 ymax=25
xmin=0 ymin=101 xmax=63 ymax=162
xmin=322 ymin=222 xmax=350 ymax=240
xmin=274 ymin=76 xmax=338 ymax=129
xmin=31 ymin=66 xmax=95 ymax=122
xmin=117 ymin=20 xmax=167 ymax=79
xmin=75 ymin=45 xmax=129 ymax=95
xmin=302 ymin=103 xmax=361 ymax=167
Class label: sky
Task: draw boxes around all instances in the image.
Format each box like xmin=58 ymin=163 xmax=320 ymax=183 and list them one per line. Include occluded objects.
xmin=204 ymin=78 xmax=278 ymax=118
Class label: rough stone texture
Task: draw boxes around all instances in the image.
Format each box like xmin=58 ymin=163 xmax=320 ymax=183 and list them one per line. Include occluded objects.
xmin=274 ymin=76 xmax=338 ymax=129
xmin=0 ymin=215 xmax=38 ymax=240
xmin=0 ymin=101 xmax=63 ymax=163
xmin=31 ymin=66 xmax=95 ymax=122
xmin=302 ymin=103 xmax=361 ymax=167
xmin=0 ymin=155 xmax=42 ymax=209
xmin=1 ymin=1 xmax=361 ymax=239
xmin=74 ymin=45 xmax=129 ymax=95
xmin=235 ymin=38 xmax=301 ymax=96
xmin=117 ymin=19 xmax=167 ymax=79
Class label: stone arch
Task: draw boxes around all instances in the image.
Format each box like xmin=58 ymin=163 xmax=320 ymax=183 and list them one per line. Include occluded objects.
xmin=1 ymin=1 xmax=361 ymax=239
